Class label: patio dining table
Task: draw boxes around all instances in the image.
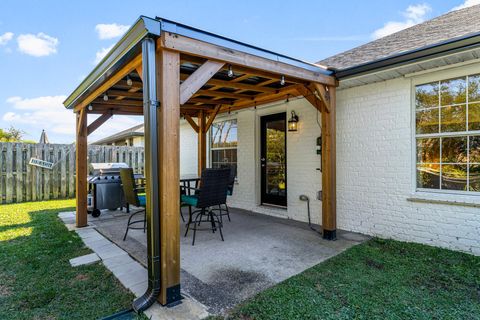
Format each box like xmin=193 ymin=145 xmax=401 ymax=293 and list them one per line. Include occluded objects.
xmin=180 ymin=174 xmax=200 ymax=195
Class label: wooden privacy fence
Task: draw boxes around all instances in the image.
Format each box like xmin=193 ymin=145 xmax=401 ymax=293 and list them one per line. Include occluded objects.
xmin=0 ymin=143 xmax=144 ymax=204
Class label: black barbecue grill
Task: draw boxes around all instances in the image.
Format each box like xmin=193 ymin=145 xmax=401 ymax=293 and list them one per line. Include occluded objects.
xmin=87 ymin=163 xmax=129 ymax=217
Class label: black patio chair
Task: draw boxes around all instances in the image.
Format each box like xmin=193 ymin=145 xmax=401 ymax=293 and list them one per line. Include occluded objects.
xmin=182 ymin=168 xmax=230 ymax=245
xmin=120 ymin=168 xmax=146 ymax=241
xmin=214 ymin=164 xmax=236 ymax=222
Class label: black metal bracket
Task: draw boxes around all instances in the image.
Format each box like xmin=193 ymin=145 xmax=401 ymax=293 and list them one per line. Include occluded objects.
xmin=323 ymin=229 xmax=336 ymax=241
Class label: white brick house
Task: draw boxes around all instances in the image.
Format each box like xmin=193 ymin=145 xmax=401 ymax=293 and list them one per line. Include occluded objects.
xmin=179 ymin=6 xmax=480 ymax=255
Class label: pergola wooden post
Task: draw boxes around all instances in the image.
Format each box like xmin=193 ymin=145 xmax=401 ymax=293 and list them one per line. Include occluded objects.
xmin=321 ymin=86 xmax=336 ymax=239
xmin=75 ymin=109 xmax=88 ymax=227
xmin=156 ymin=48 xmax=181 ymax=305
xmin=197 ymin=110 xmax=207 ymax=175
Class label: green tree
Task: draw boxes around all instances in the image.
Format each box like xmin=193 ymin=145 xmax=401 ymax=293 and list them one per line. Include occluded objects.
xmin=0 ymin=126 xmax=24 ymax=142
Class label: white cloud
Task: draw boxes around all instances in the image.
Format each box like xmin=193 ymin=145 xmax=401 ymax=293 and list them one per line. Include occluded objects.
xmin=3 ymin=95 xmax=74 ymax=138
xmin=451 ymin=0 xmax=480 ymax=11
xmin=17 ymin=32 xmax=58 ymax=57
xmin=6 ymin=95 xmax=66 ymax=110
xmin=94 ymin=44 xmax=114 ymax=64
xmin=372 ymin=4 xmax=431 ymax=39
xmin=0 ymin=32 xmax=13 ymax=46
xmin=3 ymin=95 xmax=142 ymax=143
xmin=95 ymin=23 xmax=130 ymax=40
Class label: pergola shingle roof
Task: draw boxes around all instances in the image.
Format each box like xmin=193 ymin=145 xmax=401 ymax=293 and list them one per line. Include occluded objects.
xmin=318 ymin=4 xmax=480 ymax=71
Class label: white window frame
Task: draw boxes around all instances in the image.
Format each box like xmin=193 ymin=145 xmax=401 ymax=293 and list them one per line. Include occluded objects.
xmin=413 ymin=74 xmax=480 ymax=195
xmin=209 ymin=117 xmax=238 ymax=170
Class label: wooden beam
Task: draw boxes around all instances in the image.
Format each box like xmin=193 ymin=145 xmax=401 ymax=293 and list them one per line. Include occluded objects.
xmin=75 ymin=109 xmax=88 ymax=227
xmin=108 ymin=90 xmax=143 ymax=98
xmin=321 ymin=85 xmax=336 ymax=240
xmin=197 ymin=110 xmax=207 ymax=176
xmin=157 ymin=49 xmax=181 ymax=305
xmin=195 ymin=89 xmax=253 ymax=100
xmin=181 ymin=55 xmax=310 ymax=86
xmin=87 ymin=110 xmax=113 ymax=136
xmin=184 ymin=114 xmax=199 ymax=133
xmin=180 ymin=73 xmax=277 ymax=93
xmin=219 ymin=85 xmax=301 ymax=113
xmin=74 ymin=54 xmax=142 ymax=111
xmin=135 ymin=65 xmax=143 ymax=81
xmin=205 ymin=105 xmax=221 ymax=133
xmin=296 ymin=85 xmax=323 ymax=113
xmin=312 ymin=83 xmax=331 ymax=113
xmin=162 ymin=33 xmax=336 ymax=86
xmin=180 ymin=60 xmax=224 ymax=105
xmin=187 ymin=97 xmax=234 ymax=105
xmin=89 ymin=104 xmax=143 ymax=115
xmin=116 ymin=79 xmax=142 ymax=89
xmin=92 ymin=99 xmax=143 ymax=107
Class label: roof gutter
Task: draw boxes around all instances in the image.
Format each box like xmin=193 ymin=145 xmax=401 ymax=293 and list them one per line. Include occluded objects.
xmin=334 ymin=31 xmax=480 ymax=79
xmin=63 ymin=16 xmax=160 ymax=110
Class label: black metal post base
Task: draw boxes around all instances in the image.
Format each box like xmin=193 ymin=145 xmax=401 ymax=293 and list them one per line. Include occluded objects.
xmin=323 ymin=229 xmax=336 ymax=240
xmin=163 ymin=284 xmax=182 ymax=307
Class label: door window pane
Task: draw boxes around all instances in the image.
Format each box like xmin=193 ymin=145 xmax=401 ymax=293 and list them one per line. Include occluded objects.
xmin=416 ymin=109 xmax=439 ymax=134
xmin=441 ymin=164 xmax=467 ymax=191
xmin=442 ymin=136 xmax=467 ymax=163
xmin=440 ymin=77 xmax=466 ymax=106
xmin=441 ymin=105 xmax=466 ymax=132
xmin=415 ymin=82 xmax=438 ymax=109
xmin=265 ymin=120 xmax=286 ymax=197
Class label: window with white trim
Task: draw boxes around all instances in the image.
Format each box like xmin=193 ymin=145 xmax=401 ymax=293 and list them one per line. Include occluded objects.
xmin=415 ymin=74 xmax=480 ymax=192
xmin=210 ymin=119 xmax=237 ymax=174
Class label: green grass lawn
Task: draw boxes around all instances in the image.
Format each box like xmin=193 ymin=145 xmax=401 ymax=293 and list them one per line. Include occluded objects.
xmin=225 ymin=238 xmax=480 ymax=320
xmin=0 ymin=199 xmax=141 ymax=320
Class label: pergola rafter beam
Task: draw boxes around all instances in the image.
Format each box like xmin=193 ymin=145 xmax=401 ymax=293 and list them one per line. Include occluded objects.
xmin=74 ymin=54 xmax=142 ymax=112
xmin=180 ymin=60 xmax=224 ymax=105
xmin=87 ymin=110 xmax=113 ymax=136
xmin=162 ymin=33 xmax=336 ymax=86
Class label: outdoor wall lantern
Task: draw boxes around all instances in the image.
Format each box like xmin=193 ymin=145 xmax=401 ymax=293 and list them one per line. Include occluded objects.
xmin=288 ymin=110 xmax=299 ymax=132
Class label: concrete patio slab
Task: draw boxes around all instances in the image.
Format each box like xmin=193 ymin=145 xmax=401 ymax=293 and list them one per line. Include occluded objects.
xmin=58 ymin=211 xmax=209 ymax=320
xmin=91 ymin=207 xmax=370 ymax=315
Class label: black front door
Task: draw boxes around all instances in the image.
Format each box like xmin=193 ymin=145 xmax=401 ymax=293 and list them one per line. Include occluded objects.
xmin=260 ymin=113 xmax=287 ymax=207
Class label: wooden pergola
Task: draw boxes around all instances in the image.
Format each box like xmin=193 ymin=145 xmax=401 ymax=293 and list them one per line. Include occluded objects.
xmin=64 ymin=16 xmax=337 ymax=308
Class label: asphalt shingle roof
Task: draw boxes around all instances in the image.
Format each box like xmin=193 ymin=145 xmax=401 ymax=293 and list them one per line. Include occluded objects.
xmin=318 ymin=5 xmax=480 ymax=70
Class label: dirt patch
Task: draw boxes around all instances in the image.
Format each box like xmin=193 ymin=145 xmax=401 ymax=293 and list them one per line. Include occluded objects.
xmin=0 ymin=284 xmax=12 ymax=297
xmin=365 ymin=258 xmax=384 ymax=270
xmin=75 ymin=274 xmax=89 ymax=281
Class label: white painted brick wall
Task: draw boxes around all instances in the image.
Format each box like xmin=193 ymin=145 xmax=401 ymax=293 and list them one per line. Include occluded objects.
xmin=225 ymin=99 xmax=323 ymax=225
xmin=180 ymin=122 xmax=198 ymax=175
xmin=337 ymin=74 xmax=480 ymax=256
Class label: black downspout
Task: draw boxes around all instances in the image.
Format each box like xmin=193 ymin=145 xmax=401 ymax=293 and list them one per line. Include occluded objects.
xmin=133 ymin=37 xmax=161 ymax=312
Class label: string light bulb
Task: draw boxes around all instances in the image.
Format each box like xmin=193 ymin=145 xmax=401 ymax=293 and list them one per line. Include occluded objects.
xmin=227 ymin=65 xmax=234 ymax=78
xmin=126 ymin=76 xmax=133 ymax=86
xmin=280 ymin=75 xmax=285 ymax=86
xmin=88 ymin=105 xmax=93 ymax=111
xmin=103 ymin=93 xmax=109 ymax=101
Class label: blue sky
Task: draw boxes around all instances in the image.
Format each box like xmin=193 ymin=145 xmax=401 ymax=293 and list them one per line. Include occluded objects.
xmin=0 ymin=0 xmax=476 ymax=143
